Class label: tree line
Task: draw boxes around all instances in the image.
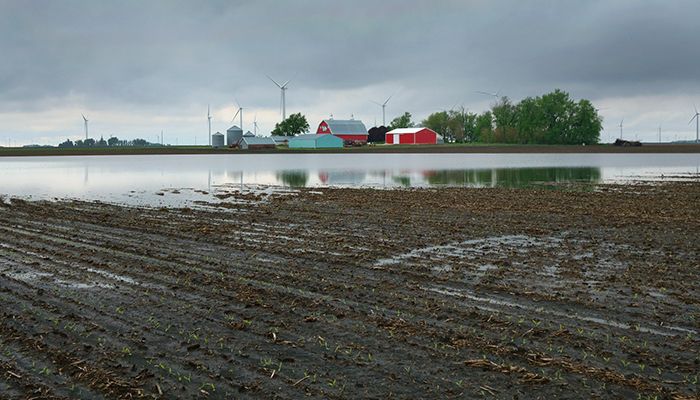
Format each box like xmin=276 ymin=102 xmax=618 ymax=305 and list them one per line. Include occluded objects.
xmin=58 ymin=137 xmax=160 ymax=148
xmin=387 ymin=89 xmax=602 ymax=145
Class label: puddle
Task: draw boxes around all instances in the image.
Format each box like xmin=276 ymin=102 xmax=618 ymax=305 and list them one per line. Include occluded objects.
xmin=374 ymin=235 xmax=561 ymax=267
xmin=423 ymin=285 xmax=697 ymax=337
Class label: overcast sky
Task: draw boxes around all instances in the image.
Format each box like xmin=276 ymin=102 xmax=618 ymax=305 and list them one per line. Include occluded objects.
xmin=1 ymin=0 xmax=699 ymax=145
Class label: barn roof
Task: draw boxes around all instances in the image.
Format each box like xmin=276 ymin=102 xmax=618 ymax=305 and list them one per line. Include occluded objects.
xmin=387 ymin=127 xmax=434 ymax=134
xmin=322 ymin=119 xmax=367 ymax=135
xmin=241 ymin=136 xmax=276 ymax=145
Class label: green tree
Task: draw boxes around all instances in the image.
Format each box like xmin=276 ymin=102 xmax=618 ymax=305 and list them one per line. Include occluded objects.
xmin=107 ymin=136 xmax=120 ymax=146
xmin=272 ymin=113 xmax=309 ymax=136
xmin=58 ymin=139 xmax=74 ymax=148
xmin=475 ymin=111 xmax=493 ymax=143
xmin=421 ymin=111 xmax=450 ymax=140
xmin=389 ymin=112 xmax=414 ymax=129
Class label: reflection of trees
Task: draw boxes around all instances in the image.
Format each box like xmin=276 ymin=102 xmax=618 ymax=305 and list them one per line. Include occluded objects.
xmin=425 ymin=167 xmax=601 ymax=188
xmin=277 ymin=170 xmax=308 ymax=188
xmin=392 ymin=176 xmax=411 ymax=187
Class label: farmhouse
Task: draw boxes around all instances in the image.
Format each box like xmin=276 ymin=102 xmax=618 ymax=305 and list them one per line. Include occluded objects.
xmin=386 ymin=127 xmax=441 ymax=145
xmin=317 ymin=119 xmax=368 ymax=142
xmin=289 ymin=134 xmax=344 ymax=149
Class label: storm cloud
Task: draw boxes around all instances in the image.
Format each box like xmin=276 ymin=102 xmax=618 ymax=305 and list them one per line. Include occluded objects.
xmin=1 ymin=0 xmax=699 ymax=144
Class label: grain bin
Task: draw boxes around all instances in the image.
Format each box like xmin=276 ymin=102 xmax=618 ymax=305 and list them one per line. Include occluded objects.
xmin=212 ymin=132 xmax=225 ymax=148
xmin=226 ymin=125 xmax=243 ymax=147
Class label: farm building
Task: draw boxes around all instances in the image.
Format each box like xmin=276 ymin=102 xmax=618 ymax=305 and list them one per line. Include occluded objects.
xmin=317 ymin=119 xmax=368 ymax=142
xmin=271 ymin=136 xmax=290 ymax=146
xmin=240 ymin=136 xmax=276 ymax=150
xmin=289 ymin=134 xmax=344 ymax=149
xmin=226 ymin=125 xmax=243 ymax=146
xmin=212 ymin=132 xmax=225 ymax=148
xmin=386 ymin=127 xmax=442 ymax=145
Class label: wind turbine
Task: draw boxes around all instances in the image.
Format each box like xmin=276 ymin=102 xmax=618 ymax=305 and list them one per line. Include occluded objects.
xmin=207 ymin=105 xmax=212 ymax=146
xmin=689 ymin=105 xmax=699 ymax=143
xmin=619 ymin=119 xmax=624 ymax=139
xmin=81 ymin=114 xmax=89 ymax=140
xmin=234 ymin=98 xmax=244 ymax=131
xmin=371 ymin=94 xmax=393 ymax=126
xmin=476 ymin=90 xmax=501 ymax=99
xmin=253 ymin=113 xmax=258 ymax=136
xmin=267 ymin=75 xmax=291 ymax=121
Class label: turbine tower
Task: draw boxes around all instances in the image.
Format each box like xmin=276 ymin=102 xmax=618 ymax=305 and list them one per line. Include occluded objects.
xmin=619 ymin=119 xmax=624 ymax=139
xmin=81 ymin=114 xmax=89 ymax=140
xmin=689 ymin=106 xmax=699 ymax=143
xmin=371 ymin=94 xmax=393 ymax=126
xmin=253 ymin=114 xmax=258 ymax=135
xmin=207 ymin=105 xmax=212 ymax=146
xmin=234 ymin=98 xmax=243 ymax=131
xmin=267 ymin=75 xmax=291 ymax=121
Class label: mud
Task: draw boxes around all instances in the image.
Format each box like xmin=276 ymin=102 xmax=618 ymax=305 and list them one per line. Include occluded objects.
xmin=0 ymin=182 xmax=698 ymax=399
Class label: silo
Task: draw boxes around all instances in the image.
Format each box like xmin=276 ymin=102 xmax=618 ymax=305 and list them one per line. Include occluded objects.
xmin=226 ymin=125 xmax=243 ymax=146
xmin=212 ymin=132 xmax=225 ymax=148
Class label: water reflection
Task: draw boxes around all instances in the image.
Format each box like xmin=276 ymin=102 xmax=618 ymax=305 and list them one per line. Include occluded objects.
xmin=0 ymin=154 xmax=697 ymax=206
xmin=424 ymin=167 xmax=602 ymax=187
xmin=277 ymin=170 xmax=308 ymax=188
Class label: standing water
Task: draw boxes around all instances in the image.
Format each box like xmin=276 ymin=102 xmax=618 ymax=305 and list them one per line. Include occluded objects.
xmin=0 ymin=153 xmax=698 ymax=206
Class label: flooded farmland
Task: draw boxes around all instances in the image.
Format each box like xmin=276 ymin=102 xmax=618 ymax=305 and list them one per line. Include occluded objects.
xmin=0 ymin=153 xmax=698 ymax=206
xmin=0 ymin=176 xmax=698 ymax=398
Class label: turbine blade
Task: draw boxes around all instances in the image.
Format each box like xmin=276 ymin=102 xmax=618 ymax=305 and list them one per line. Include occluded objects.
xmin=281 ymin=79 xmax=291 ymax=88
xmin=231 ymin=108 xmax=240 ymax=123
xmin=371 ymin=100 xmax=382 ymax=106
xmin=689 ymin=114 xmax=698 ymax=125
xmin=266 ymin=75 xmax=282 ymax=88
xmin=384 ymin=94 xmax=393 ymax=105
xmin=695 ymin=104 xmax=698 ymax=114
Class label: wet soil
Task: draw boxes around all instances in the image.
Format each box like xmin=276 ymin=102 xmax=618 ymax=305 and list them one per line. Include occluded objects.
xmin=0 ymin=182 xmax=698 ymax=399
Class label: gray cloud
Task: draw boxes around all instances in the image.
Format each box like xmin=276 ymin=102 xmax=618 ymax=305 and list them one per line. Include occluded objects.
xmin=1 ymin=0 xmax=699 ymax=143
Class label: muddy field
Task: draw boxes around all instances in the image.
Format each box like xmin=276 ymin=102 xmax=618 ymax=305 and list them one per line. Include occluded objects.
xmin=0 ymin=182 xmax=698 ymax=399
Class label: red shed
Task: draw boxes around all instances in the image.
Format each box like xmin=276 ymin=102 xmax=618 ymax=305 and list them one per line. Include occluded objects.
xmin=386 ymin=127 xmax=441 ymax=145
xmin=317 ymin=119 xmax=368 ymax=142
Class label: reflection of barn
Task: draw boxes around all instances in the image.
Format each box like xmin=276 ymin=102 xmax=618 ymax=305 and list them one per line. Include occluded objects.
xmin=317 ymin=119 xmax=368 ymax=142
xmin=386 ymin=127 xmax=441 ymax=145
xmin=318 ymin=170 xmax=367 ymax=185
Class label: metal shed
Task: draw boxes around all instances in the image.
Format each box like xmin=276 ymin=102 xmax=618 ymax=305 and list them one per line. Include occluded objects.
xmin=289 ymin=134 xmax=344 ymax=149
xmin=386 ymin=127 xmax=441 ymax=145
xmin=240 ymin=136 xmax=276 ymax=150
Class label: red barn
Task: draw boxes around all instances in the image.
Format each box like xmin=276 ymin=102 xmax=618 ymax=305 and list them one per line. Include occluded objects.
xmin=386 ymin=127 xmax=441 ymax=145
xmin=317 ymin=119 xmax=368 ymax=142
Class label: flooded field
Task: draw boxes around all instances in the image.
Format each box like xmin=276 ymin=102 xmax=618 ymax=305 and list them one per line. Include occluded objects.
xmin=0 ymin=182 xmax=698 ymax=398
xmin=0 ymin=153 xmax=698 ymax=206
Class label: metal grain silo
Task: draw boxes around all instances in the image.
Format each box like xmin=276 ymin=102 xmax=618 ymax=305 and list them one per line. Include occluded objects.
xmin=212 ymin=132 xmax=225 ymax=148
xmin=226 ymin=125 xmax=243 ymax=146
